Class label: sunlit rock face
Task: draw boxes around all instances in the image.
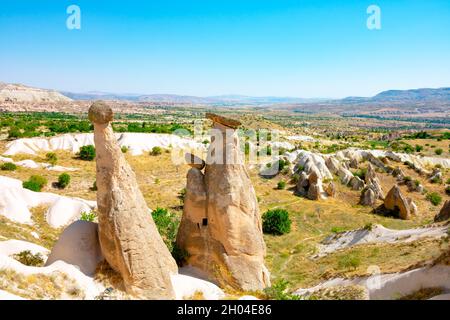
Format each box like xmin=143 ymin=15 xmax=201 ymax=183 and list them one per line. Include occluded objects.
xmin=177 ymin=114 xmax=270 ymax=291
xmin=89 ymin=101 xmax=177 ymax=299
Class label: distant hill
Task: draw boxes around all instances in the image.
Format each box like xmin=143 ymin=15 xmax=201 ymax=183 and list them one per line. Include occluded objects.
xmin=0 ymin=83 xmax=72 ymax=103
xmin=61 ymin=91 xmax=326 ymax=105
xmin=340 ymin=88 xmax=450 ymax=104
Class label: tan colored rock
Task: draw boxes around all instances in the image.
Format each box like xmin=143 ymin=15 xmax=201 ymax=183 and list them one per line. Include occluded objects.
xmin=365 ymin=164 xmax=384 ymax=199
xmin=360 ymin=187 xmax=376 ymax=206
xmin=177 ymin=117 xmax=270 ymax=291
xmin=384 ymin=185 xmax=411 ymax=220
xmin=206 ymin=113 xmax=241 ymax=129
xmin=296 ymin=171 xmax=310 ymax=196
xmin=350 ymin=176 xmax=365 ymax=191
xmin=89 ymin=101 xmax=177 ymax=299
xmin=349 ymin=158 xmax=359 ymax=169
xmin=434 ymin=201 xmax=450 ymax=222
xmin=325 ymin=182 xmax=336 ymax=197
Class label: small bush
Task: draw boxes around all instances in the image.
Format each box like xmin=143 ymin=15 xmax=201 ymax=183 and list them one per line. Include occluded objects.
xmin=121 ymin=146 xmax=129 ymax=153
xmin=46 ymin=152 xmax=58 ymax=166
xmin=446 ymin=178 xmax=450 ymax=185
xmin=415 ymin=145 xmax=423 ymax=152
xmin=338 ymin=253 xmax=361 ymax=270
xmin=277 ymin=181 xmax=286 ymax=190
xmin=263 ymin=279 xmax=299 ymax=300
xmin=435 ymin=148 xmax=443 ymax=155
xmin=80 ymin=211 xmax=96 ymax=222
xmin=1 ymin=162 xmax=17 ymax=171
xmin=57 ymin=173 xmax=71 ymax=189
xmin=262 ymin=209 xmax=292 ymax=235
xmin=77 ymin=145 xmax=96 ymax=161
xmin=23 ymin=175 xmax=47 ymax=192
xmin=426 ymin=192 xmax=442 ymax=206
xmin=13 ymin=250 xmax=44 ymax=267
xmin=430 ymin=176 xmax=442 ymax=184
xmin=403 ymin=176 xmax=412 ymax=183
xmin=151 ymin=207 xmax=180 ymax=252
xmin=91 ymin=180 xmax=97 ymax=191
xmin=150 ymin=146 xmax=162 ymax=156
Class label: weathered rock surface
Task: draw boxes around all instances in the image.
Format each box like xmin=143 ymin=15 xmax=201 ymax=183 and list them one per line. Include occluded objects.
xmin=325 ymin=182 xmax=337 ymax=197
xmin=383 ymin=185 xmax=411 ymax=220
xmin=46 ymin=221 xmax=103 ymax=276
xmin=177 ymin=116 xmax=270 ymax=291
xmin=89 ymin=101 xmax=177 ymax=299
xmin=434 ymin=201 xmax=450 ymax=222
xmin=350 ymin=176 xmax=365 ymax=191
xmin=365 ymin=164 xmax=384 ymax=200
xmin=185 ymin=153 xmax=206 ymax=170
xmin=360 ymin=187 xmax=376 ymax=207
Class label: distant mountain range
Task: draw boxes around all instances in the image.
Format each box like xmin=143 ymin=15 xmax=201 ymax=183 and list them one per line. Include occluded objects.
xmin=340 ymin=88 xmax=450 ymax=104
xmin=61 ymin=91 xmax=326 ymax=105
xmin=1 ymin=81 xmax=449 ymax=106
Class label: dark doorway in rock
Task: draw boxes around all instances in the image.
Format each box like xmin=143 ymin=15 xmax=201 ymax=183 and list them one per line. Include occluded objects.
xmin=202 ymin=218 xmax=208 ymax=226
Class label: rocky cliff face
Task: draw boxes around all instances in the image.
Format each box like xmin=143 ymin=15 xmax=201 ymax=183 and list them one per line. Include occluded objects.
xmin=0 ymin=82 xmax=72 ymax=103
xmin=89 ymin=101 xmax=177 ymax=299
xmin=177 ymin=114 xmax=270 ymax=291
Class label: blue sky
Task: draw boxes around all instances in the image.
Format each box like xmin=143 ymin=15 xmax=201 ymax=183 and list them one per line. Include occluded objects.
xmin=0 ymin=0 xmax=449 ymax=98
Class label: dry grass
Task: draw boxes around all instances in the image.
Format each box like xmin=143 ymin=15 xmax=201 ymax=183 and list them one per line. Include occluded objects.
xmin=0 ymin=269 xmax=84 ymax=300
xmin=397 ymin=287 xmax=444 ymax=300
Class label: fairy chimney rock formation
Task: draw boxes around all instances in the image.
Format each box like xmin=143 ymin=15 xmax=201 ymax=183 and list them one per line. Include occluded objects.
xmin=89 ymin=101 xmax=177 ymax=299
xmin=177 ymin=113 xmax=270 ymax=291
xmin=384 ymin=185 xmax=411 ymax=220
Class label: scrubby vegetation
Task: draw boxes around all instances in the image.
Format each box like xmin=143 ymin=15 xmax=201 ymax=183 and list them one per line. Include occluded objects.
xmin=426 ymin=192 xmax=442 ymax=206
xmin=262 ymin=209 xmax=292 ymax=235
xmin=80 ymin=211 xmax=96 ymax=222
xmin=57 ymin=173 xmax=71 ymax=189
xmin=150 ymin=146 xmax=163 ymax=156
xmin=12 ymin=250 xmax=44 ymax=267
xmin=22 ymin=175 xmax=47 ymax=192
xmin=1 ymin=162 xmax=17 ymax=171
xmin=77 ymin=145 xmax=96 ymax=161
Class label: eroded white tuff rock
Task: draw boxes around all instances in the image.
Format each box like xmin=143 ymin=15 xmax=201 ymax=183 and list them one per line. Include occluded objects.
xmin=177 ymin=113 xmax=270 ymax=291
xmin=89 ymin=101 xmax=177 ymax=299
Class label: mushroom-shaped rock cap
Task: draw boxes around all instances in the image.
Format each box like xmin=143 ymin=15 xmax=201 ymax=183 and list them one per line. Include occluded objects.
xmin=206 ymin=113 xmax=241 ymax=129
xmin=88 ymin=101 xmax=114 ymax=124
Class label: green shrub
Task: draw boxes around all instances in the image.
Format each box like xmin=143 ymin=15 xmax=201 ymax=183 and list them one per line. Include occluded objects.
xmin=150 ymin=146 xmax=162 ymax=156
xmin=446 ymin=178 xmax=450 ymax=185
xmin=121 ymin=146 xmax=129 ymax=153
xmin=23 ymin=175 xmax=47 ymax=192
xmin=46 ymin=152 xmax=58 ymax=166
xmin=57 ymin=173 xmax=71 ymax=189
xmin=331 ymin=226 xmax=346 ymax=233
xmin=415 ymin=145 xmax=423 ymax=152
xmin=263 ymin=279 xmax=299 ymax=300
xmin=403 ymin=176 xmax=412 ymax=183
xmin=435 ymin=148 xmax=443 ymax=155
xmin=77 ymin=145 xmax=96 ymax=161
xmin=91 ymin=180 xmax=97 ymax=191
xmin=1 ymin=162 xmax=17 ymax=171
xmin=338 ymin=253 xmax=361 ymax=270
xmin=262 ymin=209 xmax=292 ymax=235
xmin=80 ymin=211 xmax=96 ymax=222
xmin=426 ymin=192 xmax=442 ymax=206
xmin=430 ymin=176 xmax=442 ymax=184
xmin=13 ymin=250 xmax=44 ymax=267
xmin=277 ymin=181 xmax=286 ymax=190
xmin=151 ymin=207 xmax=180 ymax=253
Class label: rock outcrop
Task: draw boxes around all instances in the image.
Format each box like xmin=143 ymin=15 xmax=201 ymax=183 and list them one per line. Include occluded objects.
xmin=350 ymin=176 xmax=365 ymax=191
xmin=177 ymin=113 xmax=270 ymax=291
xmin=434 ymin=201 xmax=450 ymax=222
xmin=383 ymin=185 xmax=411 ymax=220
xmin=325 ymin=182 xmax=337 ymax=198
xmin=296 ymin=168 xmax=326 ymax=200
xmin=89 ymin=101 xmax=177 ymax=299
xmin=364 ymin=164 xmax=384 ymax=199
xmin=46 ymin=221 xmax=103 ymax=276
xmin=360 ymin=187 xmax=376 ymax=207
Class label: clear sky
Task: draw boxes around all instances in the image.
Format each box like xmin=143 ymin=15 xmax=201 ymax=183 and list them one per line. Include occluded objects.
xmin=0 ymin=0 xmax=449 ymax=98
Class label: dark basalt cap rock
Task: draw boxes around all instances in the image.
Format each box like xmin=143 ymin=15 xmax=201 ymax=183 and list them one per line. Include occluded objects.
xmin=206 ymin=113 xmax=241 ymax=129
xmin=88 ymin=101 xmax=114 ymax=124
